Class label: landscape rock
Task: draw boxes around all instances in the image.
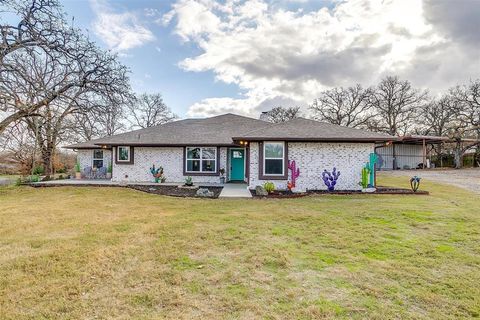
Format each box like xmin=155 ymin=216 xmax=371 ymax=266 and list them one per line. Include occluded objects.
xmin=255 ymin=185 xmax=268 ymax=196
xmin=196 ymin=188 xmax=214 ymax=198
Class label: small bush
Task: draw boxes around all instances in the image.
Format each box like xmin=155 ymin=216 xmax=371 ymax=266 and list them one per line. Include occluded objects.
xmin=29 ymin=175 xmax=40 ymax=183
xmin=263 ymin=182 xmax=275 ymax=193
xmin=185 ymin=176 xmax=193 ymax=186
xmin=32 ymin=166 xmax=44 ymax=175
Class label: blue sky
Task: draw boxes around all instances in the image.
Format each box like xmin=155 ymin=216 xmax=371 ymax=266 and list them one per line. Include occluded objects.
xmin=62 ymin=0 xmax=245 ymax=118
xmin=59 ymin=0 xmax=479 ymax=119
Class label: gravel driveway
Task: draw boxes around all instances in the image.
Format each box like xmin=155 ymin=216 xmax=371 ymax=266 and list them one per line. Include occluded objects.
xmin=0 ymin=178 xmax=12 ymax=186
xmin=382 ymin=168 xmax=480 ymax=193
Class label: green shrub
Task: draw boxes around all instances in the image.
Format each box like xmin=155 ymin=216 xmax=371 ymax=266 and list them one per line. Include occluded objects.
xmin=185 ymin=176 xmax=193 ymax=186
xmin=263 ymin=182 xmax=275 ymax=193
xmin=29 ymin=175 xmax=40 ymax=183
xmin=32 ymin=166 xmax=44 ymax=175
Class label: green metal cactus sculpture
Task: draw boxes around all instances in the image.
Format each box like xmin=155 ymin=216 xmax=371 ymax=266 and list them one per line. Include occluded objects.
xmin=360 ymin=153 xmax=378 ymax=188
xmin=361 ymin=166 xmax=370 ymax=188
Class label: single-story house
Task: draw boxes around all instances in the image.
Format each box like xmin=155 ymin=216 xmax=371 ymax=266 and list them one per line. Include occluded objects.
xmin=65 ymin=113 xmax=397 ymax=191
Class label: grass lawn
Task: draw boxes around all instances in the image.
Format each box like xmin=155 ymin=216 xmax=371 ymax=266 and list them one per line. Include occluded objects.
xmin=0 ymin=175 xmax=479 ymax=319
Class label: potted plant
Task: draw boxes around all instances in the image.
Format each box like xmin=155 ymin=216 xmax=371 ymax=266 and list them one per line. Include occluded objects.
xmin=219 ymin=168 xmax=226 ymax=184
xmin=185 ymin=176 xmax=193 ymax=186
xmin=106 ymin=163 xmax=112 ymax=179
xmin=74 ymin=161 xmax=81 ymax=180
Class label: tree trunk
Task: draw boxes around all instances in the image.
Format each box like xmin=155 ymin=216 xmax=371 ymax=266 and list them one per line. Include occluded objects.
xmin=41 ymin=144 xmax=55 ymax=176
xmin=453 ymin=141 xmax=463 ymax=169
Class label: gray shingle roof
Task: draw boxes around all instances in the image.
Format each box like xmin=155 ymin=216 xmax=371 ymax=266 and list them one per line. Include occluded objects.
xmin=65 ymin=114 xmax=268 ymax=148
xmin=65 ymin=114 xmax=397 ymax=149
xmin=233 ymin=118 xmax=397 ymax=142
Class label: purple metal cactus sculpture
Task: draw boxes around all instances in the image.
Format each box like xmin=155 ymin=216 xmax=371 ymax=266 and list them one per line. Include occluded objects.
xmin=322 ymin=167 xmax=341 ymax=191
xmin=288 ymin=160 xmax=300 ymax=189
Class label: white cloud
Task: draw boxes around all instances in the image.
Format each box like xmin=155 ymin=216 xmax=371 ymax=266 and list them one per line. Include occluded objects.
xmin=164 ymin=0 xmax=480 ymax=117
xmin=90 ymin=0 xmax=156 ymax=51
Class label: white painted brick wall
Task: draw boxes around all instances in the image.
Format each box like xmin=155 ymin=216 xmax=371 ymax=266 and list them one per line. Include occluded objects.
xmin=248 ymin=142 xmax=374 ymax=191
xmin=111 ymin=146 xmax=227 ymax=184
xmin=77 ymin=149 xmax=112 ymax=170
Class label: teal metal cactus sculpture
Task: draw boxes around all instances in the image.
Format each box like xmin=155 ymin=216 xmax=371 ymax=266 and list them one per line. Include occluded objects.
xmin=322 ymin=167 xmax=340 ymax=191
xmin=368 ymin=153 xmax=377 ymax=186
xmin=360 ymin=153 xmax=378 ymax=188
xmin=150 ymin=164 xmax=164 ymax=183
xmin=288 ymin=160 xmax=300 ymax=190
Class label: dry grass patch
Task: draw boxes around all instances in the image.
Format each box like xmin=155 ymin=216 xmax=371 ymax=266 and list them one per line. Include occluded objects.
xmin=0 ymin=174 xmax=479 ymax=319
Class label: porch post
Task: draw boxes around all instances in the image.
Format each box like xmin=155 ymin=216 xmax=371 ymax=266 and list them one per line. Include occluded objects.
xmin=422 ymin=139 xmax=427 ymax=169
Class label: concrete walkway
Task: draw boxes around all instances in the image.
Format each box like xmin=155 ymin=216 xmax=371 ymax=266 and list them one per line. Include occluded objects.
xmin=219 ymin=183 xmax=252 ymax=198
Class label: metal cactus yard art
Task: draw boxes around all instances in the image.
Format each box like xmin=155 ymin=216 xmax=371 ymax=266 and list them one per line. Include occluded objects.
xmin=322 ymin=167 xmax=341 ymax=191
xmin=410 ymin=176 xmax=421 ymax=192
xmin=360 ymin=153 xmax=378 ymax=189
xmin=150 ymin=164 xmax=165 ymax=183
xmin=287 ymin=160 xmax=300 ymax=191
xmin=361 ymin=166 xmax=370 ymax=189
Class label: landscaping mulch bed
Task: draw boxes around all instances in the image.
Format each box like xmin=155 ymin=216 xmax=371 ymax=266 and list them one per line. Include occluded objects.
xmin=250 ymin=187 xmax=429 ymax=198
xmin=30 ymin=182 xmax=223 ymax=198
xmin=128 ymin=185 xmax=223 ymax=198
xmin=249 ymin=189 xmax=309 ymax=198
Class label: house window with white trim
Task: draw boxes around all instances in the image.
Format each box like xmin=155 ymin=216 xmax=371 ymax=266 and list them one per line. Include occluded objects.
xmin=186 ymin=147 xmax=217 ymax=173
xmin=93 ymin=150 xmax=104 ymax=168
xmin=263 ymin=142 xmax=285 ymax=175
xmin=117 ymin=146 xmax=130 ymax=162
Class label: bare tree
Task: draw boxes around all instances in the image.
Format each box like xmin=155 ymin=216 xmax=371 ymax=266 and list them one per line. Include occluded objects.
xmin=310 ymin=84 xmax=374 ymax=128
xmin=0 ymin=25 xmax=130 ymax=175
xmin=448 ymin=80 xmax=480 ymax=168
xmin=369 ymin=76 xmax=428 ymax=136
xmin=127 ymin=93 xmax=176 ymax=129
xmin=263 ymin=106 xmax=301 ymax=123
xmin=0 ymin=0 xmax=130 ymax=134
xmin=0 ymin=120 xmax=38 ymax=174
xmin=70 ymin=94 xmax=127 ymax=141
xmin=0 ymin=0 xmax=65 ymax=61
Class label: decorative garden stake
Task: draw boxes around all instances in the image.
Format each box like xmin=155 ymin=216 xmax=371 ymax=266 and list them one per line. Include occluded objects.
xmin=150 ymin=165 xmax=164 ymax=183
xmin=288 ymin=160 xmax=300 ymax=190
xmin=322 ymin=167 xmax=341 ymax=191
xmin=410 ymin=176 xmax=421 ymax=192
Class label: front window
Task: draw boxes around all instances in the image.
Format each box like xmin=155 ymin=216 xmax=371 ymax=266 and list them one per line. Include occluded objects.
xmin=264 ymin=142 xmax=284 ymax=175
xmin=93 ymin=150 xmax=103 ymax=168
xmin=117 ymin=146 xmax=130 ymax=162
xmin=186 ymin=147 xmax=217 ymax=173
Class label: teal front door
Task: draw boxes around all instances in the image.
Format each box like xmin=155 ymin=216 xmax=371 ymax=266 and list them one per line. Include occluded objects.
xmin=230 ymin=149 xmax=245 ymax=181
